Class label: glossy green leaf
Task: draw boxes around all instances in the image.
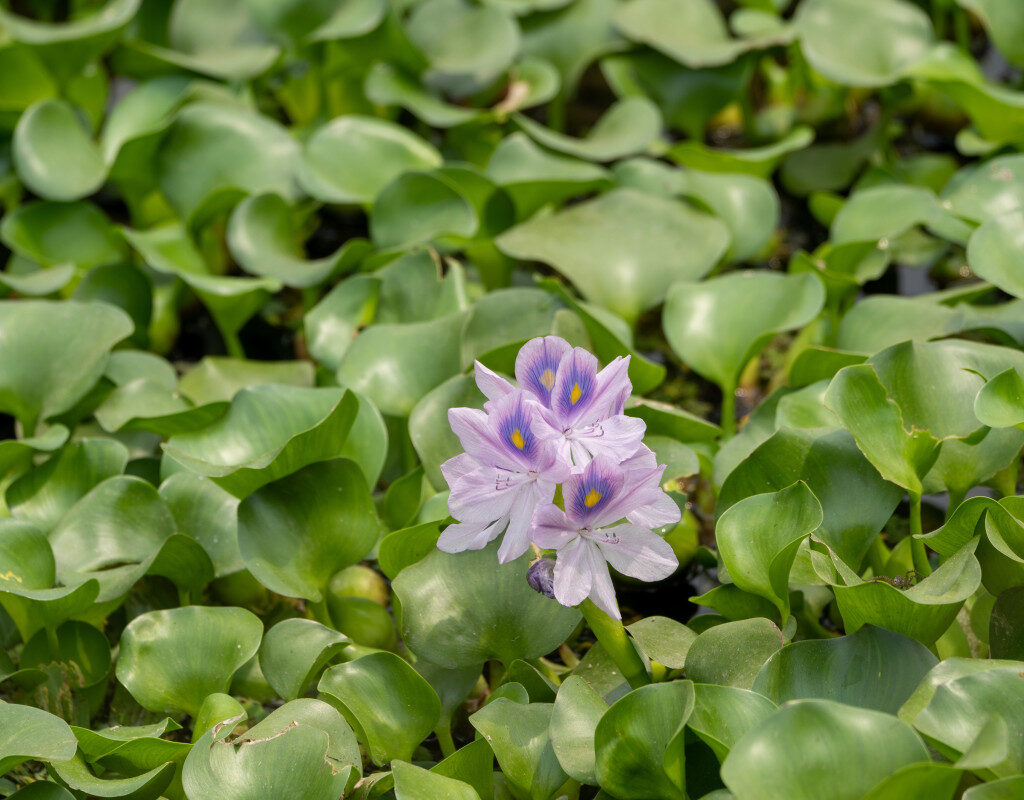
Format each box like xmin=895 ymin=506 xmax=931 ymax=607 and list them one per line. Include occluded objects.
xmin=163 ymin=386 xmax=358 ymax=498
xmin=812 ymin=539 xmax=981 ymax=644
xmin=471 ymin=699 xmax=566 ymax=800
xmin=116 ymin=605 xmax=263 ymax=716
xmin=371 ymin=172 xmax=478 ymax=249
xmin=182 ymin=700 xmax=356 ymax=800
xmin=718 ymin=426 xmax=903 ymax=567
xmin=13 ymin=99 xmax=106 ymax=201
xmin=795 ymin=0 xmax=934 ymax=87
xmin=514 ymin=96 xmax=661 ymax=162
xmin=392 ymin=541 xmax=581 ymax=668
xmin=259 ymin=618 xmax=351 ymax=701
xmin=0 ymin=702 xmax=77 ymax=775
xmin=716 ymin=482 xmax=823 ymax=620
xmin=968 ymin=210 xmax=1024 ymax=299
xmin=226 ymin=193 xmax=369 ymax=288
xmin=663 ymin=271 xmax=824 ymax=394
xmin=627 ymin=615 xmax=696 ymax=669
xmin=752 ymin=626 xmax=938 ymax=713
xmin=550 ymin=676 xmax=607 ymax=784
xmin=393 ymin=760 xmax=482 ymax=800
xmin=684 ymin=618 xmax=784 ymax=689
xmin=498 ymin=188 xmax=729 ymax=323
xmin=688 ymin=683 xmax=776 ymax=762
xmin=0 ymin=300 xmax=133 ymax=433
xmin=177 ymin=357 xmax=315 ymax=406
xmin=990 ymin=586 xmax=1024 ymax=659
xmin=159 ymin=473 xmax=242 ymax=577
xmin=337 ymin=312 xmax=467 ymax=417
xmin=49 ymin=754 xmax=175 ymax=800
xmin=1 ymin=201 xmax=124 ymax=269
xmin=594 ymin=681 xmax=693 ymax=800
xmin=721 ymin=700 xmax=929 ymax=800
xmin=237 ymin=459 xmax=383 ymax=602
xmin=318 ymin=651 xmax=440 ymax=765
xmin=297 ymin=115 xmax=441 ymax=204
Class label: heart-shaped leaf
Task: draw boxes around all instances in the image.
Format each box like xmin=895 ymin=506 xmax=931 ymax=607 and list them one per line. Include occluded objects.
xmin=0 ymin=703 xmax=77 ymax=775
xmin=237 ymin=459 xmax=383 ymax=602
xmin=498 ymin=188 xmax=729 ymax=323
xmin=594 ymin=681 xmax=693 ymax=800
xmin=752 ymin=626 xmax=938 ymax=713
xmin=721 ymin=699 xmax=929 ymax=800
xmin=688 ymin=683 xmax=776 ymax=762
xmin=163 ymin=386 xmax=358 ymax=498
xmin=297 ymin=115 xmax=441 ymax=204
xmin=550 ymin=676 xmax=608 ymax=784
xmin=392 ymin=541 xmax=581 ymax=668
xmin=116 ymin=605 xmax=263 ymax=716
xmin=684 ymin=618 xmax=784 ymax=689
xmin=13 ymin=99 xmax=106 ymax=201
xmin=318 ymin=651 xmax=440 ymax=765
xmin=392 ymin=760 xmax=482 ymax=800
xmin=259 ymin=618 xmax=351 ymax=701
xmin=715 ymin=481 xmax=823 ymax=621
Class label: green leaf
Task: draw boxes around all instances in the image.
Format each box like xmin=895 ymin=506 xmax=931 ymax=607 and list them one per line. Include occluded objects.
xmin=0 ymin=300 xmax=133 ymax=433
xmin=156 ymin=102 xmax=298 ymax=222
xmin=297 ymin=115 xmax=441 ymax=204
xmin=613 ymin=0 xmax=790 ymax=68
xmin=860 ymin=763 xmax=962 ymax=800
xmin=990 ymin=586 xmax=1024 ymax=659
xmin=721 ymin=700 xmax=929 ymax=800
xmin=688 ymin=683 xmax=776 ymax=762
xmin=237 ymin=459 xmax=383 ymax=602
xmin=962 ymin=777 xmax=1024 ymax=800
xmin=684 ymin=618 xmax=784 ymax=689
xmin=752 ymin=626 xmax=938 ymax=713
xmin=116 ymin=605 xmax=263 ymax=716
xmin=715 ymin=482 xmax=823 ymax=620
xmin=406 ymin=0 xmax=520 ymax=98
xmin=410 ymin=374 xmax=486 ymax=491
xmin=627 ymin=615 xmax=696 ymax=669
xmin=911 ymin=666 xmax=1024 ymax=777
xmin=337 ymin=312 xmax=467 ymax=417
xmin=471 ymin=699 xmax=567 ymax=800
xmin=718 ymin=427 xmax=902 ymax=567
xmin=957 ymin=0 xmax=1024 ymax=68
xmin=13 ymin=99 xmax=106 ymax=201
xmin=1 ymin=201 xmax=124 ymax=269
xmin=159 ymin=473 xmax=242 ymax=577
xmin=259 ymin=618 xmax=351 ymax=701
xmin=0 ymin=702 xmax=77 ymax=775
xmin=824 ymin=363 xmax=939 ymax=494
xmin=0 ymin=0 xmax=141 ymax=83
xmin=226 ymin=193 xmax=369 ymax=288
xmin=182 ymin=700 xmax=356 ymax=800
xmin=794 ymin=0 xmax=933 ymax=87
xmin=812 ymin=539 xmax=981 ymax=644
xmin=318 ymin=651 xmax=440 ymax=765
xmin=177 ymin=357 xmax=315 ymax=406
xmin=594 ymin=681 xmax=693 ymax=800
xmin=498 ymin=188 xmax=729 ymax=323
xmin=550 ymin=676 xmax=608 ymax=784
xmin=392 ymin=760 xmax=481 ymax=800
xmin=163 ymin=386 xmax=358 ymax=498
xmin=968 ymin=209 xmax=1024 ymax=299
xmin=8 ymin=439 xmax=129 ymax=531
xmin=49 ymin=754 xmax=175 ymax=800
xmin=370 ymin=172 xmax=478 ymax=249
xmin=514 ymin=96 xmax=661 ymax=162
xmin=831 ymin=184 xmax=971 ymax=246
xmin=663 ymin=271 xmax=824 ymax=394
xmin=666 ymin=126 xmax=814 ymax=179
xmin=392 ymin=541 xmax=581 ymax=668
xmin=304 ymin=275 xmax=380 ymax=371
xmin=486 ymin=133 xmax=611 ymax=219
xmin=364 ymin=62 xmax=481 ymax=129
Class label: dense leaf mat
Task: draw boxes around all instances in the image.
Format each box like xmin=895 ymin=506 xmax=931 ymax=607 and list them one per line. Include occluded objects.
xmin=1 ymin=0 xmax=1024 ymax=798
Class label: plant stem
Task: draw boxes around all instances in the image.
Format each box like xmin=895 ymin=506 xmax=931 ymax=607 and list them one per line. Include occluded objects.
xmin=45 ymin=625 xmax=60 ymax=660
xmin=580 ymin=599 xmax=649 ymax=690
xmin=177 ymin=588 xmax=191 ymax=607
xmin=720 ymin=386 xmax=736 ymax=437
xmin=435 ymin=723 xmax=456 ymax=759
xmin=222 ymin=328 xmax=245 ymax=359
xmin=945 ymin=488 xmax=966 ymax=522
xmin=908 ymin=492 xmax=932 ymax=576
xmin=309 ymin=597 xmax=334 ymax=628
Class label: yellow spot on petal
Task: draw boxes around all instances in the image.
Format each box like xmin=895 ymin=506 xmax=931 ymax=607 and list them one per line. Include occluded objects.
xmin=570 ymin=383 xmax=582 ymax=404
xmin=540 ymin=368 xmax=555 ymax=390
xmin=584 ymin=489 xmax=603 ymax=507
xmin=511 ymin=429 xmax=526 ymax=449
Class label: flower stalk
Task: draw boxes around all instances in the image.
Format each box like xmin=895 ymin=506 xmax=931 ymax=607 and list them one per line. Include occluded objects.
xmin=580 ymin=599 xmax=649 ymax=690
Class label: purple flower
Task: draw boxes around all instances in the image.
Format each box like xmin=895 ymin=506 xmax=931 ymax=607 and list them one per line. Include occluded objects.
xmin=531 ymin=455 xmax=680 ymax=619
xmin=476 ymin=336 xmax=645 ymax=466
xmin=439 ymin=391 xmax=570 ymax=563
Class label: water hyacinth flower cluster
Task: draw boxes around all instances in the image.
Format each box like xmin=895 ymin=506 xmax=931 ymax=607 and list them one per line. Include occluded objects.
xmin=439 ymin=336 xmax=681 ymax=619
